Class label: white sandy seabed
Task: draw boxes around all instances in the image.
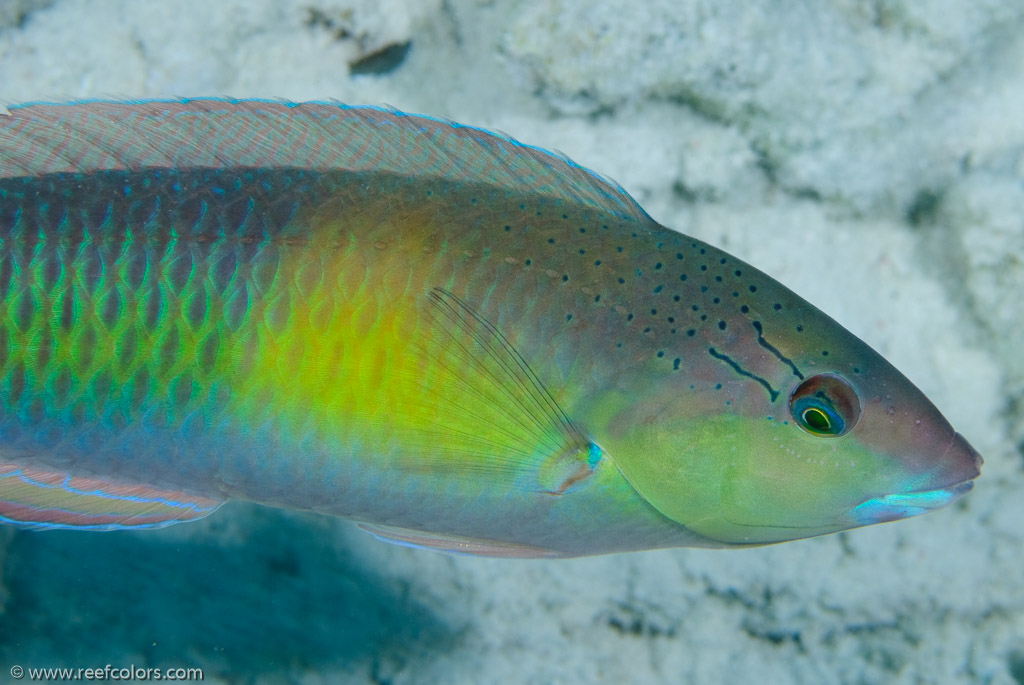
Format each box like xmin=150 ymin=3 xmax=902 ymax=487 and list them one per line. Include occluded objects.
xmin=0 ymin=1 xmax=1022 ymax=683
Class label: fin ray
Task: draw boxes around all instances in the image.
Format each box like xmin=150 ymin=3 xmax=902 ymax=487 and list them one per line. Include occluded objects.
xmin=1 ymin=99 xmax=650 ymax=222
xmin=394 ymin=288 xmax=600 ymax=494
xmin=358 ymin=523 xmax=564 ymax=558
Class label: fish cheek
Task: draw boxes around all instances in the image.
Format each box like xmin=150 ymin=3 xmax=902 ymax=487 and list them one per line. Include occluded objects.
xmin=614 ymin=411 xmax=891 ymax=545
xmin=712 ymin=426 xmax=900 ymax=540
xmin=588 ymin=402 xmax=754 ymax=547
xmin=583 ymin=391 xmax=722 ymax=531
xmin=588 ymin=390 xmax=893 ymax=545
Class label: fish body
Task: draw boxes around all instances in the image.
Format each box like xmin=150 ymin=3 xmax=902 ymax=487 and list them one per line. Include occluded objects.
xmin=0 ymin=100 xmax=981 ymax=557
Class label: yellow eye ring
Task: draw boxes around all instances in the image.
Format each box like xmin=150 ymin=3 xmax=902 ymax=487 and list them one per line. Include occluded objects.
xmin=800 ymin=406 xmax=833 ymax=433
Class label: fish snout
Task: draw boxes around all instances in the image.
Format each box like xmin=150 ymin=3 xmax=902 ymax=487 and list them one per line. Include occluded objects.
xmin=850 ymin=432 xmax=982 ymax=526
xmin=932 ymin=432 xmax=983 ymax=490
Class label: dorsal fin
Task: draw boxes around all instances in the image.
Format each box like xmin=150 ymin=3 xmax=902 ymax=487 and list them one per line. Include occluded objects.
xmin=391 ymin=288 xmax=602 ymax=494
xmin=0 ymin=98 xmax=650 ymax=222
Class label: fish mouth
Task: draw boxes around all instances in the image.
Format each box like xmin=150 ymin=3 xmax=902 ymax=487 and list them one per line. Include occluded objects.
xmin=851 ymin=431 xmax=982 ymax=526
xmin=851 ymin=480 xmax=974 ymax=525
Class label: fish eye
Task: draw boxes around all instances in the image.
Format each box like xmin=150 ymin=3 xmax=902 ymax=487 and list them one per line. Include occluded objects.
xmin=800 ymin=406 xmax=833 ymax=433
xmin=789 ymin=374 xmax=861 ymax=437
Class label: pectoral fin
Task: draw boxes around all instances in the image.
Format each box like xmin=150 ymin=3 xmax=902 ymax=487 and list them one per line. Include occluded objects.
xmin=0 ymin=464 xmax=223 ymax=530
xmin=396 ymin=287 xmax=601 ymax=494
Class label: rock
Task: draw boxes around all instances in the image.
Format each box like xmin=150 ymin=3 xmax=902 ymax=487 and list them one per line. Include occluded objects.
xmin=0 ymin=0 xmax=53 ymax=30
xmin=504 ymin=0 xmax=1024 ymax=212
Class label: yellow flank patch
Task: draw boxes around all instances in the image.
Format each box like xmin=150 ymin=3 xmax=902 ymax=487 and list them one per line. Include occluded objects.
xmin=237 ymin=231 xmax=596 ymax=490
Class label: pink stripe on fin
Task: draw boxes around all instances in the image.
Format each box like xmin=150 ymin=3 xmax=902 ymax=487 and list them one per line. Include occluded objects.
xmin=0 ymin=464 xmax=223 ymax=530
xmin=358 ymin=523 xmax=565 ymax=558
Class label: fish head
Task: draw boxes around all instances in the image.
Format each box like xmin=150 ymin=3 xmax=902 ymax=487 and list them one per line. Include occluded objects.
xmin=685 ymin=359 xmax=984 ymax=546
xmin=593 ymin=295 xmax=983 ymax=547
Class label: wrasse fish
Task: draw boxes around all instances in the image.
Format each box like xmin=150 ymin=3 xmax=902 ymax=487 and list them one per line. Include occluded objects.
xmin=0 ymin=99 xmax=981 ymax=558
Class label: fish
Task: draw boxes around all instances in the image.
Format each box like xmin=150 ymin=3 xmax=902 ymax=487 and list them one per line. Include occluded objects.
xmin=0 ymin=98 xmax=981 ymax=557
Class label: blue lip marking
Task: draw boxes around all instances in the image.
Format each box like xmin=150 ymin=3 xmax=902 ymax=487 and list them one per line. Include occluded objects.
xmin=853 ymin=482 xmax=973 ymax=525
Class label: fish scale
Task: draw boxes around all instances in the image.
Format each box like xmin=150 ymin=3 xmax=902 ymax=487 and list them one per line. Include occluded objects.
xmin=0 ymin=99 xmax=980 ymax=556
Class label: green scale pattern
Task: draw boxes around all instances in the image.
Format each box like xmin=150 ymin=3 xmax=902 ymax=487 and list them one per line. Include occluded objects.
xmin=0 ymin=168 xmax=331 ymax=479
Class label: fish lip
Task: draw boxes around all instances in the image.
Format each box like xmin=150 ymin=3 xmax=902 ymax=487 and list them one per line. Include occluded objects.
xmin=850 ymin=480 xmax=975 ymax=525
xmin=901 ymin=478 xmax=975 ymax=507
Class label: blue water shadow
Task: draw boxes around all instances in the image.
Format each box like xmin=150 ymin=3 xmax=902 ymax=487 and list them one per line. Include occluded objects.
xmin=0 ymin=505 xmax=457 ymax=679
